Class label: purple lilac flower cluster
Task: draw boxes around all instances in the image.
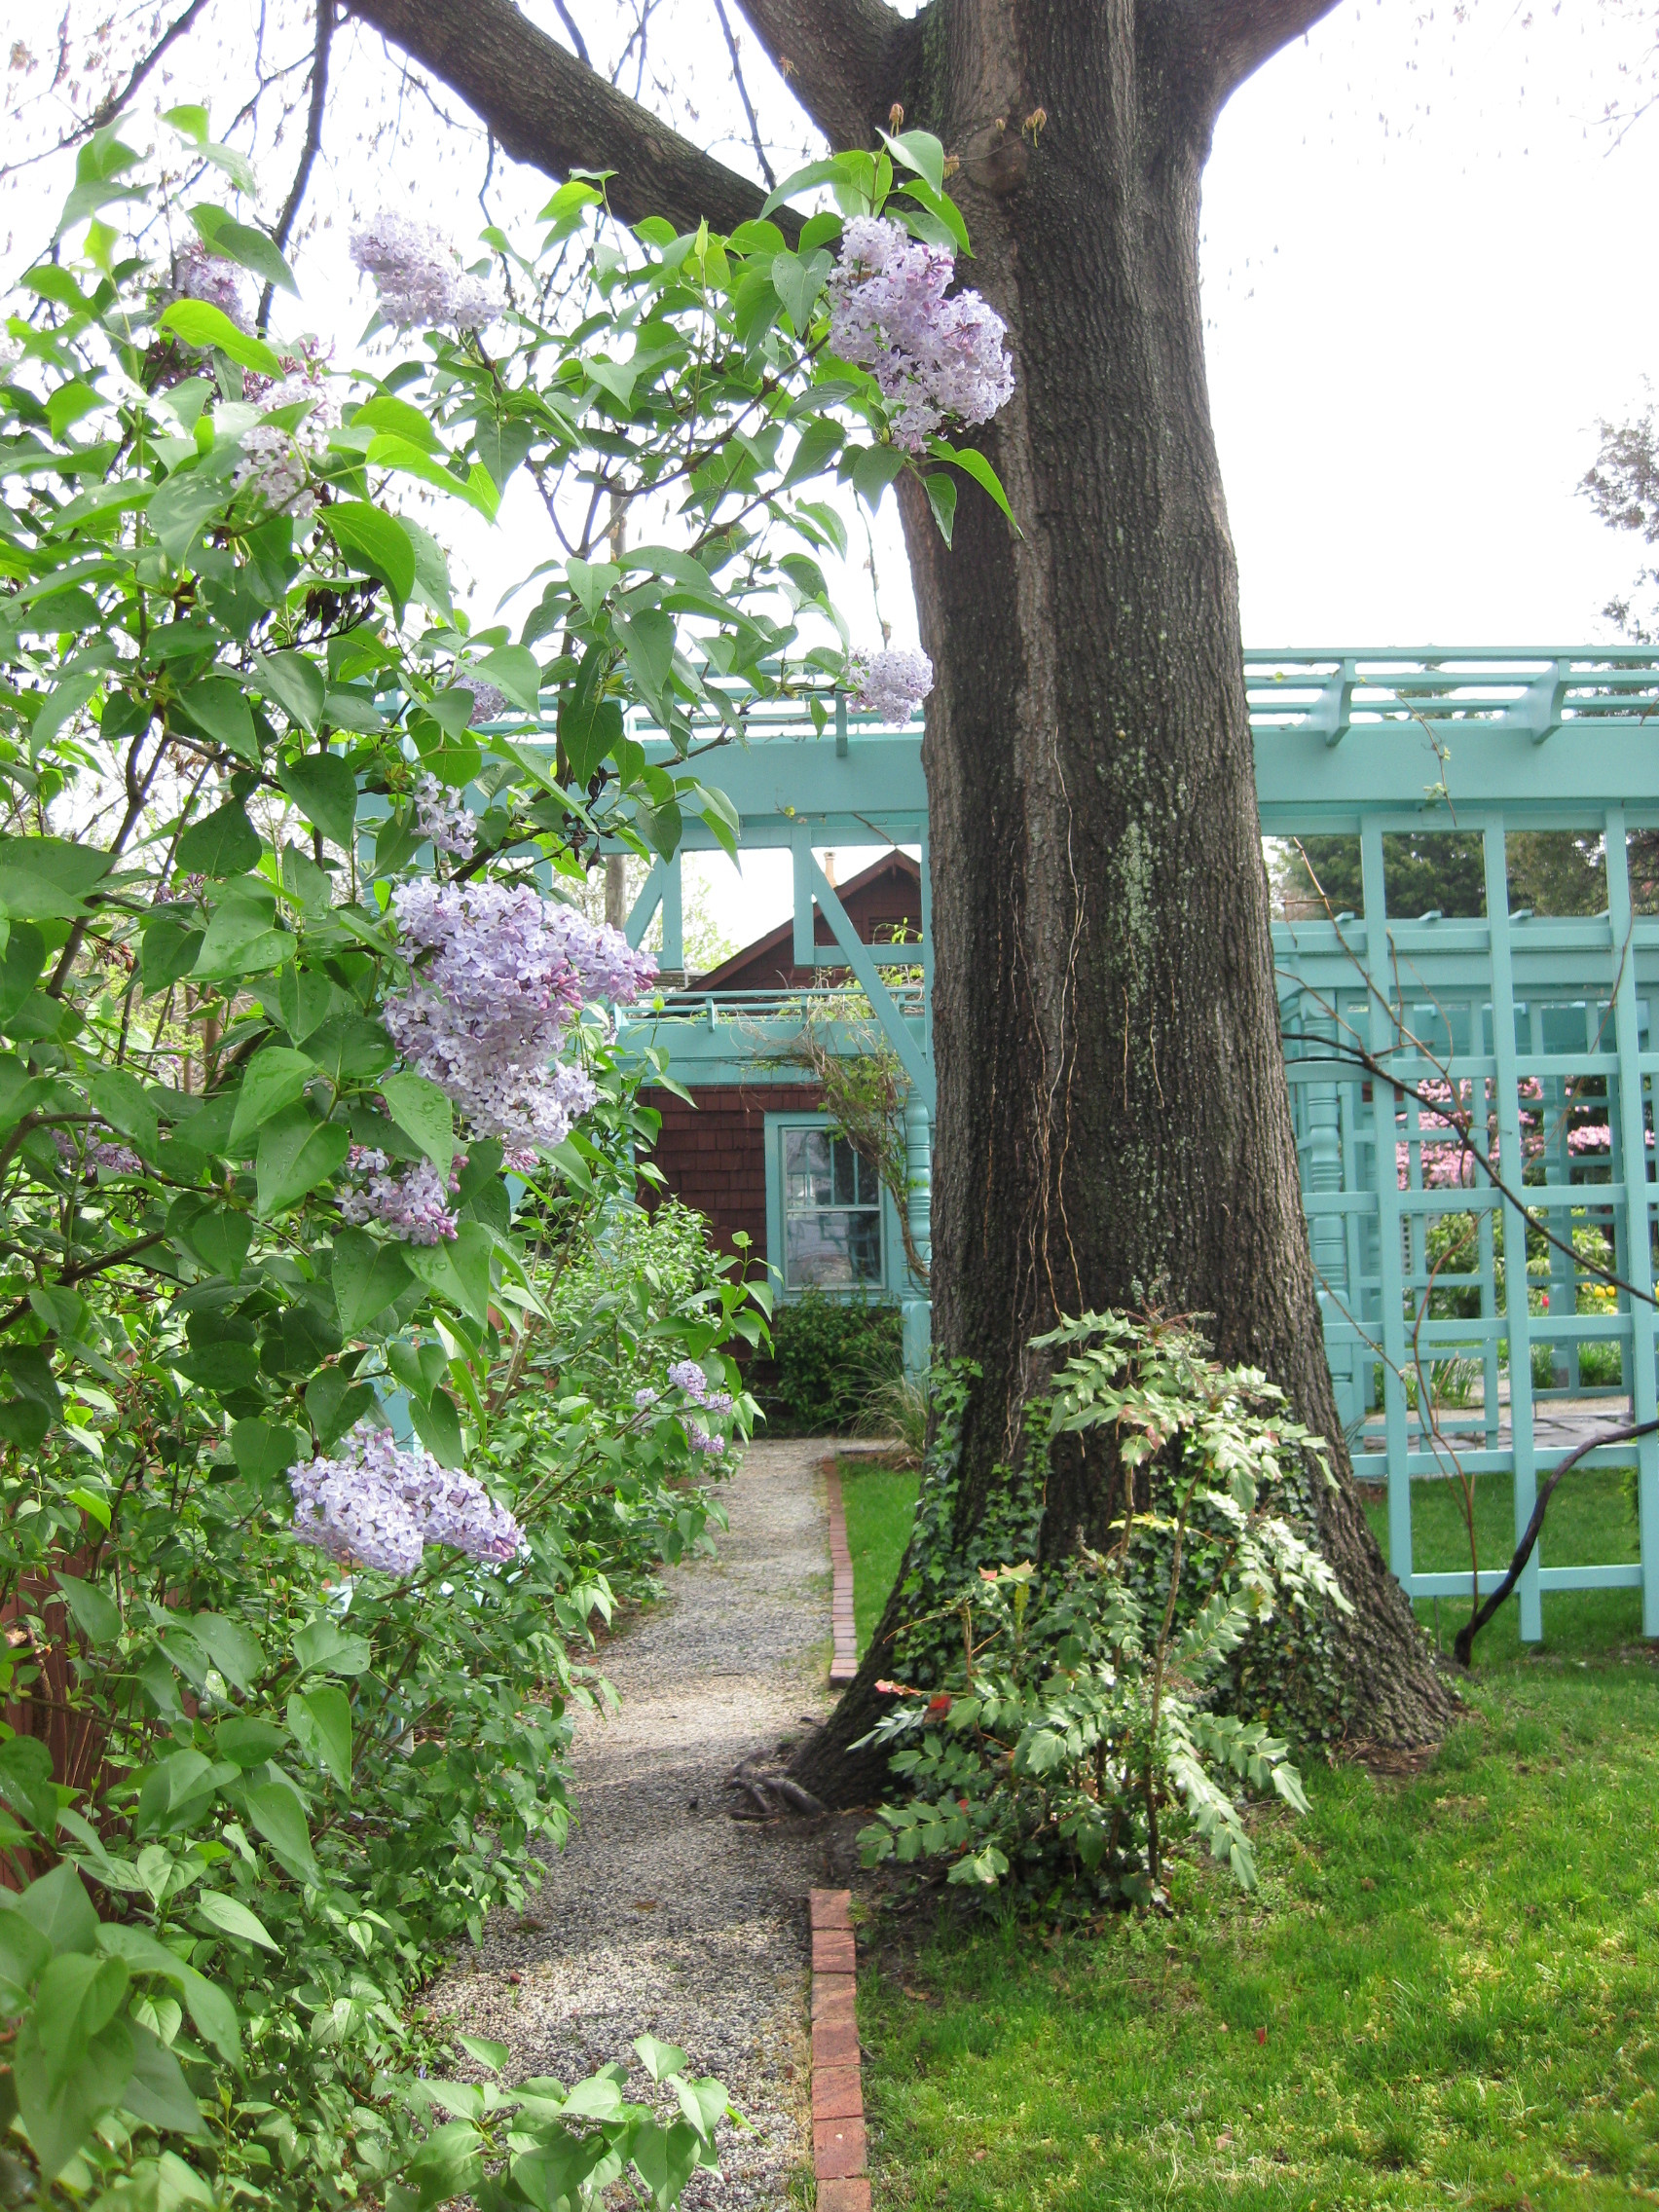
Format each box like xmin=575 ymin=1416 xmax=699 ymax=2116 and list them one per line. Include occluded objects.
xmin=339 ymin=1147 xmax=461 ymax=1244
xmin=826 ymin=215 xmax=1014 ymax=450
xmin=461 ymin=681 xmax=508 ymax=725
xmin=414 ymin=774 xmax=477 ymax=862
xmin=89 ymin=1141 xmax=144 ymax=1178
xmin=233 ymin=375 xmax=339 ymax=523
xmin=165 ymin=239 xmax=250 ymax=331
xmin=289 ymin=1420 xmax=527 ymax=1575
xmin=666 ymin=1358 xmax=733 ymax=1415
xmin=849 ymin=646 xmax=934 ymax=722
xmin=350 ymin=213 xmax=503 ymax=332
xmin=384 ymin=881 xmax=656 ymax=1170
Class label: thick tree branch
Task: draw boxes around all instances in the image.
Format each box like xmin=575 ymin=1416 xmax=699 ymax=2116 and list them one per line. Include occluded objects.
xmin=1173 ymin=0 xmax=1346 ymax=113
xmin=345 ymin=0 xmax=792 ymax=235
xmin=731 ymin=0 xmax=920 ymax=152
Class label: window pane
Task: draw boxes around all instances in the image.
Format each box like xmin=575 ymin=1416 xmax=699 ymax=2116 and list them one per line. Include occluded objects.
xmin=832 ymin=1135 xmax=860 ymax=1205
xmin=784 ymin=1127 xmax=832 ymax=1207
xmin=785 ymin=1206 xmax=884 ymax=1289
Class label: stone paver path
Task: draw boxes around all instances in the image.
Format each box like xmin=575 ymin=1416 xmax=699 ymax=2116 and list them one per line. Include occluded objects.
xmin=441 ymin=1437 xmax=833 ymax=2208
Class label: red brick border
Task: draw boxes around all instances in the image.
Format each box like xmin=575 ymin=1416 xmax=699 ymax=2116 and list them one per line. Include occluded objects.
xmin=810 ymin=1887 xmax=867 ymax=2209
xmin=824 ymin=1466 xmax=857 ymax=1687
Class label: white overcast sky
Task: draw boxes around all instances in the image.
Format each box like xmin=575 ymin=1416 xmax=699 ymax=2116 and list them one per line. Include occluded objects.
xmin=4 ymin=0 xmax=1655 ymax=946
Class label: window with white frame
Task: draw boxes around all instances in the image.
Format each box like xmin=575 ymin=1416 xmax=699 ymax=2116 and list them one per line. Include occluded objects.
xmin=779 ymin=1124 xmax=884 ymax=1291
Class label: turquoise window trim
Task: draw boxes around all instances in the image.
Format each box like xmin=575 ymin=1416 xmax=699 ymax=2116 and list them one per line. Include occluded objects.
xmin=762 ymin=1110 xmax=905 ymax=1304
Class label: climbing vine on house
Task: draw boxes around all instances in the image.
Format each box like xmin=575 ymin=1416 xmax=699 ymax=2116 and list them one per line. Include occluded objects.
xmin=0 ymin=111 xmax=1013 ymax=2202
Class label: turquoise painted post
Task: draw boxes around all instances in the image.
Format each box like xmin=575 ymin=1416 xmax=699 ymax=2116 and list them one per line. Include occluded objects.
xmin=1482 ymin=817 xmax=1542 ymax=1643
xmin=1306 ymin=1013 xmax=1350 ymax=1419
xmin=660 ymin=852 xmax=683 ymax=975
xmin=1361 ymin=825 xmax=1415 ymax=1593
xmin=902 ymin=1094 xmax=932 ymax=1383
xmin=1603 ymin=805 xmax=1659 ymax=1635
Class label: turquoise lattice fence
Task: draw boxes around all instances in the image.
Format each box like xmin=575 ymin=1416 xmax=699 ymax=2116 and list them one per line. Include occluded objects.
xmin=1262 ymin=649 xmax=1659 ymax=1641
xmin=613 ymin=646 xmax=1659 ymax=1640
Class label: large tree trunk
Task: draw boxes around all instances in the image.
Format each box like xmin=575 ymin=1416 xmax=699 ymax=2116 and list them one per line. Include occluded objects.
xmin=349 ymin=0 xmax=1456 ymax=1786
xmin=765 ymin=0 xmax=1456 ymax=1794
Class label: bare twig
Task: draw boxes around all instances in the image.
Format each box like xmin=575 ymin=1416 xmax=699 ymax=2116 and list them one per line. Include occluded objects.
xmin=713 ymin=0 xmax=777 ymax=190
xmin=1452 ymin=1418 xmax=1659 ymax=1667
xmin=258 ymin=0 xmax=335 ymax=336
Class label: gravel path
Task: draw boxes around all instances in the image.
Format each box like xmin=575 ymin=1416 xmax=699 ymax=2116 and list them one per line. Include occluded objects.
xmin=441 ymin=1437 xmax=833 ymax=2208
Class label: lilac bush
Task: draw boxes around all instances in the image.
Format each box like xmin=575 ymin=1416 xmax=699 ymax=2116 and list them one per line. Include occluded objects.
xmin=339 ymin=1149 xmax=461 ymax=1243
xmin=350 ymin=211 xmax=503 ymax=332
xmin=289 ymin=1419 xmax=528 ymax=1573
xmin=414 ymin=772 xmax=477 ymax=862
xmin=384 ymin=879 xmax=657 ymax=1169
xmin=165 ymin=237 xmax=249 ymax=329
xmin=851 ymin=645 xmax=935 ymax=721
xmin=827 ymin=213 xmax=1014 ymax=450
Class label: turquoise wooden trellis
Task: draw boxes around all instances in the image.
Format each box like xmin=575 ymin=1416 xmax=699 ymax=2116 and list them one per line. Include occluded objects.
xmin=610 ymin=647 xmax=1659 ymax=1641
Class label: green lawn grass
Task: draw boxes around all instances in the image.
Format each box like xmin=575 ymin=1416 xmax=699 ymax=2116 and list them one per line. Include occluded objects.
xmin=846 ymin=1463 xmax=1659 ymax=2208
xmin=838 ymin=1456 xmax=920 ymax=1658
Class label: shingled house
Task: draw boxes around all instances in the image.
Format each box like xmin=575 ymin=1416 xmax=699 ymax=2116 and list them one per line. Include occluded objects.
xmin=639 ymin=849 xmax=923 ymax=1303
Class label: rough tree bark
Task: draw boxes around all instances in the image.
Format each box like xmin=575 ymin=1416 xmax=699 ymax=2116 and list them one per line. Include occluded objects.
xmin=347 ymin=0 xmax=1456 ymax=1777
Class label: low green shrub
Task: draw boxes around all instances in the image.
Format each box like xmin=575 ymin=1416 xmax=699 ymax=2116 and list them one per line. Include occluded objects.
xmin=759 ymin=1292 xmax=901 ymax=1434
xmin=858 ymin=1312 xmax=1346 ymax=1914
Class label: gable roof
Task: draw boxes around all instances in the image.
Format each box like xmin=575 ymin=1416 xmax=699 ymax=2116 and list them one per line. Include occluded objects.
xmin=691 ymin=847 xmax=922 ymax=989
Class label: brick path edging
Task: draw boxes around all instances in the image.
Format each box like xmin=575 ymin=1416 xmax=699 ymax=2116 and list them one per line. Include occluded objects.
xmin=823 ymin=1466 xmax=857 ymax=1687
xmin=810 ymin=1886 xmax=868 ymax=2209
